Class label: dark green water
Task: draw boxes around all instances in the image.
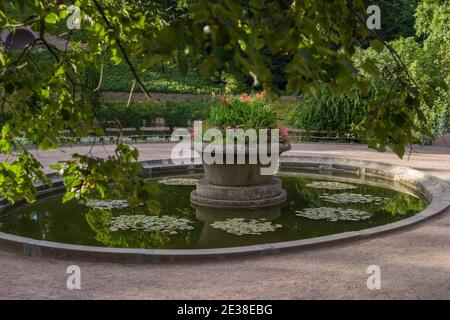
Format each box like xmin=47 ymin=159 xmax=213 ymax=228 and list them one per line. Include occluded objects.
xmin=0 ymin=173 xmax=426 ymax=249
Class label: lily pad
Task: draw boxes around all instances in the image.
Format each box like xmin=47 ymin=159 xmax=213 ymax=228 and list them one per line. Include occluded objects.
xmin=319 ymin=193 xmax=389 ymax=204
xmin=158 ymin=178 xmax=199 ymax=186
xmin=295 ymin=207 xmax=373 ymax=221
xmin=306 ymin=181 xmax=358 ymax=190
xmin=109 ymin=215 xmax=194 ymax=234
xmin=210 ymin=218 xmax=282 ymax=236
xmin=85 ymin=199 xmax=130 ymax=210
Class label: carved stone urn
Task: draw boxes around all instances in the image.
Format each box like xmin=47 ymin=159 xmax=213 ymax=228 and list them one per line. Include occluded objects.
xmin=190 ymin=143 xmax=291 ymax=208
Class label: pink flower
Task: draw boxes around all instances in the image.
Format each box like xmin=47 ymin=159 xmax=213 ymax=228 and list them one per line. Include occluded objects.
xmin=188 ymin=127 xmax=195 ymax=139
xmin=239 ymin=93 xmax=251 ymax=103
xmin=280 ymin=127 xmax=290 ymax=142
xmin=255 ymin=91 xmax=266 ymax=100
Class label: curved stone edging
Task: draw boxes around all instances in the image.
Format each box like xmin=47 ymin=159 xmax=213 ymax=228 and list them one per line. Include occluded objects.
xmin=0 ymin=155 xmax=449 ymax=263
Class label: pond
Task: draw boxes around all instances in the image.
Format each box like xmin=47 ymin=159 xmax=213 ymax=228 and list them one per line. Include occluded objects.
xmin=0 ymin=171 xmax=427 ymax=249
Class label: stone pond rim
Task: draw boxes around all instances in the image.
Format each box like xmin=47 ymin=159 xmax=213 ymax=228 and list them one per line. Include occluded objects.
xmin=0 ymin=155 xmax=449 ymax=263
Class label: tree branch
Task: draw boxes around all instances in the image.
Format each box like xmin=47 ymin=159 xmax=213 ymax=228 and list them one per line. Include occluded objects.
xmin=91 ymin=0 xmax=152 ymax=99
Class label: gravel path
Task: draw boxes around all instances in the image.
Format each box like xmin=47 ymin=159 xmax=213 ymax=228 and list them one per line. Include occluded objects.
xmin=1 ymin=143 xmax=450 ymax=299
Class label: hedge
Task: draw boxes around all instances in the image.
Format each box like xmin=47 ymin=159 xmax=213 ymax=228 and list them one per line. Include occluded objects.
xmin=95 ymin=100 xmax=212 ymax=129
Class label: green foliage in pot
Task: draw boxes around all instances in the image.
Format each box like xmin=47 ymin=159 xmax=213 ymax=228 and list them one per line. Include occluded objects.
xmin=205 ymin=93 xmax=289 ymax=144
xmin=208 ymin=94 xmax=276 ymax=131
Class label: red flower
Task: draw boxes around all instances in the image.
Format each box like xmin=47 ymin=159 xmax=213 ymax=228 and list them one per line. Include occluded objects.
xmin=219 ymin=98 xmax=230 ymax=106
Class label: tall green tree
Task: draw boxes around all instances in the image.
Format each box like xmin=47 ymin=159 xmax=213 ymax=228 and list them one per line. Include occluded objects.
xmin=352 ymin=0 xmax=449 ymax=144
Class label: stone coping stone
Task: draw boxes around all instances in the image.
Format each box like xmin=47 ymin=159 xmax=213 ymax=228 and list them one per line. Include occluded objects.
xmin=0 ymin=155 xmax=449 ymax=263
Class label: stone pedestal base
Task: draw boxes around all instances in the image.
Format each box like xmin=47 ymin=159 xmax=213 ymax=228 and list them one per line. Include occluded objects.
xmin=190 ymin=178 xmax=287 ymax=208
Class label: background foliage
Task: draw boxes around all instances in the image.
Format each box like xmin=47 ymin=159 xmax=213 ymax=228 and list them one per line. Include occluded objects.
xmin=0 ymin=0 xmax=447 ymax=204
xmin=289 ymin=87 xmax=369 ymax=134
xmin=289 ymin=0 xmax=449 ymax=145
xmin=97 ymin=100 xmax=211 ymax=129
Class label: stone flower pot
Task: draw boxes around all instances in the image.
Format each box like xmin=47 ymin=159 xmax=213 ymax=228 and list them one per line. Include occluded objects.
xmin=198 ymin=143 xmax=291 ymax=187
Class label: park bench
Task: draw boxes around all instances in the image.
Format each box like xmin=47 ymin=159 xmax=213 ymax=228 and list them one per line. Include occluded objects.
xmin=287 ymin=128 xmax=359 ymax=143
xmin=287 ymin=128 xmax=338 ymax=141
xmin=139 ymin=126 xmax=172 ymax=142
xmin=104 ymin=127 xmax=139 ymax=143
xmin=58 ymin=130 xmax=101 ymax=145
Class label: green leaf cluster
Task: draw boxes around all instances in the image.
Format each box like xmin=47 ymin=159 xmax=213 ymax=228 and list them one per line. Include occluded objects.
xmin=207 ymin=96 xmax=277 ymax=132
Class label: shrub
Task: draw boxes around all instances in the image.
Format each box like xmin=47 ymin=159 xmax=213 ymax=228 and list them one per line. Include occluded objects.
xmin=151 ymin=100 xmax=211 ymax=128
xmin=95 ymin=100 xmax=211 ymax=129
xmin=289 ymin=87 xmax=369 ymax=134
